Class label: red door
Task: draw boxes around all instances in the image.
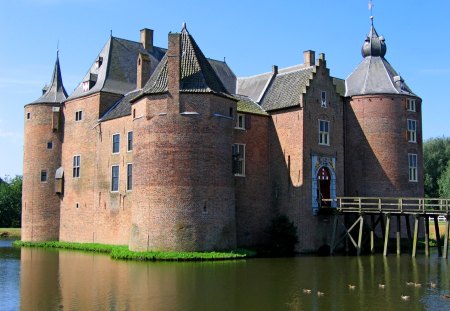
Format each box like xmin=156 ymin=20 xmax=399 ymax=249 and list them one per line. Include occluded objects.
xmin=317 ymin=167 xmax=331 ymax=207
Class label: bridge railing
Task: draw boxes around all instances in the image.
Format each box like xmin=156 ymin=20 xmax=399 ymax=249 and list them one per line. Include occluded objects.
xmin=328 ymin=197 xmax=450 ymax=214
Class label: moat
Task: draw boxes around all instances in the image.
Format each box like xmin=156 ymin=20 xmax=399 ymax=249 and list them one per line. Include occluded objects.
xmin=1 ymin=239 xmax=450 ymax=311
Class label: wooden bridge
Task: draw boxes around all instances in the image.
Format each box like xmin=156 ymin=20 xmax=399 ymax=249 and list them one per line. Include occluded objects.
xmin=328 ymin=197 xmax=450 ymax=258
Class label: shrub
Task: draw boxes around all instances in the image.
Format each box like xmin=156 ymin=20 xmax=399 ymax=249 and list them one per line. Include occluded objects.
xmin=267 ymin=214 xmax=299 ymax=256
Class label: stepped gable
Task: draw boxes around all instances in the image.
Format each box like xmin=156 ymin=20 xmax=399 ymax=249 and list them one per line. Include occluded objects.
xmin=29 ymin=52 xmax=68 ymax=105
xmin=260 ymin=64 xmax=314 ymax=111
xmin=345 ymin=19 xmax=416 ymax=97
xmin=141 ymin=24 xmax=229 ymax=97
xmin=68 ymin=36 xmax=166 ymax=100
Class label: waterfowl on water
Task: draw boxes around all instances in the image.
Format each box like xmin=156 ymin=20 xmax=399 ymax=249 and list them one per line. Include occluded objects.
xmin=429 ymin=282 xmax=437 ymax=288
xmin=378 ymin=284 xmax=385 ymax=289
xmin=406 ymin=282 xmax=415 ymax=286
xmin=348 ymin=284 xmax=356 ymax=290
xmin=317 ymin=291 xmax=325 ymax=296
xmin=441 ymin=294 xmax=450 ymax=299
xmin=302 ymin=289 xmax=311 ymax=294
xmin=401 ymin=295 xmax=410 ymax=301
xmin=414 ymin=283 xmax=422 ymax=288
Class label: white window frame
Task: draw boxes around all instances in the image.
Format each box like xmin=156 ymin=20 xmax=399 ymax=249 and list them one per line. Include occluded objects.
xmin=235 ymin=113 xmax=246 ymax=130
xmin=112 ymin=133 xmax=120 ymax=154
xmin=111 ymin=165 xmax=120 ymax=192
xmin=82 ymin=81 xmax=90 ymax=92
xmin=75 ymin=110 xmax=83 ymax=122
xmin=408 ymin=153 xmax=418 ymax=182
xmin=126 ymin=163 xmax=132 ymax=191
xmin=321 ymin=91 xmax=327 ymax=108
xmin=319 ymin=120 xmax=330 ymax=146
xmin=73 ymin=155 xmax=80 ymax=178
xmin=232 ymin=143 xmax=246 ymax=177
xmin=127 ymin=131 xmax=133 ymax=152
xmin=407 ymin=119 xmax=417 ymax=143
xmin=40 ymin=170 xmax=48 ymax=183
xmin=407 ymin=99 xmax=416 ymax=112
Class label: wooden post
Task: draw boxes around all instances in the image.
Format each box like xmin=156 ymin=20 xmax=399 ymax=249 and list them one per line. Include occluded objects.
xmin=412 ymin=215 xmax=419 ymax=258
xmin=330 ymin=214 xmax=339 ymax=255
xmin=444 ymin=217 xmax=449 ymax=259
xmin=424 ymin=217 xmax=430 ymax=257
xmin=405 ymin=215 xmax=412 ymax=251
xmin=380 ymin=213 xmax=385 ymax=240
xmin=383 ymin=214 xmax=391 ymax=257
xmin=434 ymin=216 xmax=442 ymax=257
xmin=357 ymin=215 xmax=364 ymax=256
xmin=396 ymin=215 xmax=401 ymax=255
xmin=370 ymin=215 xmax=375 ymax=254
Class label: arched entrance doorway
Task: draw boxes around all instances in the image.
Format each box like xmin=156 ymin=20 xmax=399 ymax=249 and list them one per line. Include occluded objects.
xmin=317 ymin=167 xmax=331 ymax=207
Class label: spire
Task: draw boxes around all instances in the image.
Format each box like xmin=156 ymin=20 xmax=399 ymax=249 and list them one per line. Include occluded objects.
xmin=29 ymin=52 xmax=68 ymax=105
xmin=361 ymin=2 xmax=386 ymax=58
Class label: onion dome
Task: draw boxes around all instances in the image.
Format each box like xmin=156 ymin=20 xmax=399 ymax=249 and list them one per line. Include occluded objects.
xmin=361 ymin=17 xmax=386 ymax=57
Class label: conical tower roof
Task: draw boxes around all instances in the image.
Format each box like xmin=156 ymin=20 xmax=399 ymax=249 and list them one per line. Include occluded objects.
xmin=141 ymin=24 xmax=229 ymax=96
xmin=29 ymin=52 xmax=68 ymax=105
xmin=345 ymin=19 xmax=416 ymax=97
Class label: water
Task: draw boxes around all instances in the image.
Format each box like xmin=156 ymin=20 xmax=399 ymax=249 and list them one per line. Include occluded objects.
xmin=1 ymin=240 xmax=450 ymax=311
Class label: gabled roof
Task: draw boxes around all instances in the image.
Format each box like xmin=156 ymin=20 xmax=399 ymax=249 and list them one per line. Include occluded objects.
xmin=141 ymin=25 xmax=229 ymax=97
xmin=68 ymin=36 xmax=166 ymax=100
xmin=345 ymin=21 xmax=416 ymax=97
xmin=260 ymin=66 xmax=315 ymax=111
xmin=237 ymin=72 xmax=273 ymax=103
xmin=29 ymin=53 xmax=68 ymax=105
xmin=99 ymin=90 xmax=141 ymax=122
xmin=235 ymin=94 xmax=268 ymax=116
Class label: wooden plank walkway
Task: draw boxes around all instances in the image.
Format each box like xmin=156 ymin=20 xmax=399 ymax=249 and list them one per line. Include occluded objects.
xmin=329 ymin=197 xmax=450 ymax=258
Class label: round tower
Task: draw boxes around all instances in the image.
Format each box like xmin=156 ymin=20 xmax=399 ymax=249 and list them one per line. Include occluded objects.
xmin=22 ymin=53 xmax=67 ymax=241
xmin=129 ymin=26 xmax=237 ymax=252
xmin=344 ymin=18 xmax=423 ymax=197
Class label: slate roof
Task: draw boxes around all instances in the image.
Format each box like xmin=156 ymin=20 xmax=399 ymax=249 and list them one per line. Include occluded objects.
xmin=141 ymin=25 xmax=229 ymax=97
xmin=68 ymin=36 xmax=166 ymax=100
xmin=237 ymin=72 xmax=273 ymax=103
xmin=260 ymin=66 xmax=315 ymax=111
xmin=99 ymin=90 xmax=140 ymax=121
xmin=234 ymin=94 xmax=268 ymax=116
xmin=345 ymin=23 xmax=416 ymax=97
xmin=208 ymin=58 xmax=236 ymax=94
xmin=29 ymin=53 xmax=68 ymax=105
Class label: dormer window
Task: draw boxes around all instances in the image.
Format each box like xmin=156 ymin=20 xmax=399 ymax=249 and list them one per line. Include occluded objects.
xmin=82 ymin=81 xmax=90 ymax=92
xmin=95 ymin=57 xmax=103 ymax=69
xmin=82 ymin=73 xmax=98 ymax=92
xmin=321 ymin=91 xmax=327 ymax=108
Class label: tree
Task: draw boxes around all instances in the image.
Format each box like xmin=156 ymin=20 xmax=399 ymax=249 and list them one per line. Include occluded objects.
xmin=438 ymin=161 xmax=450 ymax=198
xmin=423 ymin=137 xmax=450 ymax=198
xmin=0 ymin=175 xmax=22 ymax=228
xmin=267 ymin=214 xmax=299 ymax=256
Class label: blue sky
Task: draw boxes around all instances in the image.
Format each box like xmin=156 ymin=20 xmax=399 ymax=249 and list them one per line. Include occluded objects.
xmin=1 ymin=0 xmax=449 ymax=177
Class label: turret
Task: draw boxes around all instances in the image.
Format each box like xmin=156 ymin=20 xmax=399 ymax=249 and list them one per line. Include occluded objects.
xmin=129 ymin=24 xmax=237 ymax=252
xmin=344 ymin=18 xmax=423 ymax=197
xmin=22 ymin=52 xmax=67 ymax=241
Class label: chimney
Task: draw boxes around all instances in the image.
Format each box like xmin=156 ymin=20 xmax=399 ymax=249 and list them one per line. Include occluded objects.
xmin=318 ymin=53 xmax=326 ymax=66
xmin=167 ymin=33 xmax=181 ymax=113
xmin=303 ymin=50 xmax=315 ymax=66
xmin=140 ymin=28 xmax=154 ymax=52
xmin=272 ymin=65 xmax=278 ymax=75
xmin=137 ymin=53 xmax=151 ymax=89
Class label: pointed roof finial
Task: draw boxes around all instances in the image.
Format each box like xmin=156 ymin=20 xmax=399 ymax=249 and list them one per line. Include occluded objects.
xmin=368 ymin=0 xmax=374 ymax=24
xmin=181 ymin=22 xmax=187 ymax=33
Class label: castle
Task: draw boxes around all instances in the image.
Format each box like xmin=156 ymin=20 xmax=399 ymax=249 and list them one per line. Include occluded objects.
xmin=22 ymin=20 xmax=423 ymax=253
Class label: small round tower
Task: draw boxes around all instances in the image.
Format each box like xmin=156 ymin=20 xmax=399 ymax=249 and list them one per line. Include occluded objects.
xmin=129 ymin=26 xmax=237 ymax=252
xmin=345 ymin=18 xmax=423 ymax=197
xmin=22 ymin=53 xmax=67 ymax=241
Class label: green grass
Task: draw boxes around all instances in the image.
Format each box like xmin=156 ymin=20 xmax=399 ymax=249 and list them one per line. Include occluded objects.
xmin=13 ymin=241 xmax=255 ymax=261
xmin=0 ymin=228 xmax=21 ymax=238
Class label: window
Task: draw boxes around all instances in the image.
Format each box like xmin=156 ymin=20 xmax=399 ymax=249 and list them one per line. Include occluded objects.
xmin=73 ymin=155 xmax=80 ymax=178
xmin=407 ymin=119 xmax=417 ymax=143
xmin=127 ymin=163 xmax=132 ymax=191
xmin=232 ymin=143 xmax=245 ymax=176
xmin=47 ymin=141 xmax=53 ymax=149
xmin=75 ymin=110 xmax=83 ymax=121
xmin=407 ymin=99 xmax=416 ymax=112
xmin=111 ymin=165 xmax=119 ymax=192
xmin=95 ymin=57 xmax=103 ymax=69
xmin=321 ymin=91 xmax=327 ymax=108
xmin=319 ymin=120 xmax=330 ymax=145
xmin=112 ymin=134 xmax=120 ymax=154
xmin=26 ymin=112 xmax=31 ymax=120
xmin=40 ymin=170 xmax=48 ymax=183
xmin=235 ymin=113 xmax=245 ymax=130
xmin=127 ymin=131 xmax=133 ymax=152
xmin=82 ymin=81 xmax=90 ymax=92
xmin=408 ymin=154 xmax=418 ymax=182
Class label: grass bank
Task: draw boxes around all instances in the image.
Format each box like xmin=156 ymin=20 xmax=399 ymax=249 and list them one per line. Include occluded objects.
xmin=0 ymin=228 xmax=21 ymax=238
xmin=13 ymin=241 xmax=255 ymax=261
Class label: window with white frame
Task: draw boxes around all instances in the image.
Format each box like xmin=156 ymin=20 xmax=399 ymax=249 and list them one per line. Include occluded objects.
xmin=407 ymin=119 xmax=417 ymax=143
xmin=321 ymin=91 xmax=327 ymax=108
xmin=407 ymin=99 xmax=416 ymax=112
xmin=112 ymin=134 xmax=120 ymax=154
xmin=73 ymin=155 xmax=80 ymax=178
xmin=40 ymin=170 xmax=48 ymax=183
xmin=408 ymin=153 xmax=418 ymax=182
xmin=127 ymin=163 xmax=132 ymax=191
xmin=319 ymin=120 xmax=330 ymax=145
xmin=232 ymin=143 xmax=245 ymax=176
xmin=235 ymin=113 xmax=245 ymax=130
xmin=127 ymin=131 xmax=133 ymax=152
xmin=75 ymin=110 xmax=83 ymax=121
xmin=111 ymin=165 xmax=119 ymax=192
xmin=82 ymin=81 xmax=90 ymax=92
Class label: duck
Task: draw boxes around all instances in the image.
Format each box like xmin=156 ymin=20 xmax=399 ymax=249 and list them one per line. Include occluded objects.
xmin=441 ymin=294 xmax=450 ymax=299
xmin=317 ymin=291 xmax=325 ymax=297
xmin=429 ymin=282 xmax=437 ymax=288
xmin=406 ymin=282 xmax=415 ymax=286
xmin=378 ymin=283 xmax=385 ymax=289
xmin=348 ymin=284 xmax=356 ymax=290
xmin=401 ymin=295 xmax=410 ymax=301
xmin=414 ymin=283 xmax=422 ymax=288
xmin=302 ymin=289 xmax=312 ymax=294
